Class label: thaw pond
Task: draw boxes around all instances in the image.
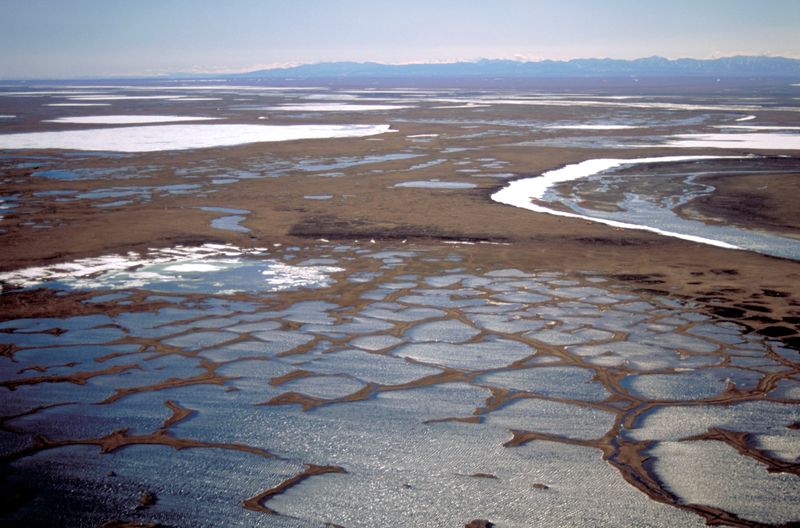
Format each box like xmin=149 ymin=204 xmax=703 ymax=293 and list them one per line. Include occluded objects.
xmin=0 ymin=244 xmax=342 ymax=294
xmin=1 ymin=242 xmax=796 ymax=527
xmin=394 ymin=180 xmax=477 ymax=189
xmin=199 ymin=207 xmax=252 ymax=233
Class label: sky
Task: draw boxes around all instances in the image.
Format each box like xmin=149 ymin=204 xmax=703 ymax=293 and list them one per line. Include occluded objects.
xmin=1 ymin=0 xmax=799 ymax=78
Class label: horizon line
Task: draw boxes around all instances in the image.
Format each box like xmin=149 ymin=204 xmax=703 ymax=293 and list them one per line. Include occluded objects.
xmin=3 ymin=53 xmax=800 ymax=82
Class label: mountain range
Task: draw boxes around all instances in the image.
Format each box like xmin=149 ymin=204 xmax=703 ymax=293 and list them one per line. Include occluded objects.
xmin=230 ymin=56 xmax=800 ymax=79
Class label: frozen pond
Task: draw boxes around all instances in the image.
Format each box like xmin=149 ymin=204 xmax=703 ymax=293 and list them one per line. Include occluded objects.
xmin=198 ymin=207 xmax=252 ymax=233
xmin=0 ymin=124 xmax=392 ymax=152
xmin=657 ymin=132 xmax=800 ymax=150
xmin=0 ymin=243 xmax=342 ymax=294
xmin=43 ymin=115 xmax=221 ymax=124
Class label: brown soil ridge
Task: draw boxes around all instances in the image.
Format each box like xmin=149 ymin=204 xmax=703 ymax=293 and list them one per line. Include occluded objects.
xmin=684 ymin=427 xmax=800 ymax=476
xmin=1 ymin=428 xmax=276 ymax=469
xmin=1 ymin=363 xmax=140 ymax=390
xmin=242 ymin=464 xmax=347 ymax=515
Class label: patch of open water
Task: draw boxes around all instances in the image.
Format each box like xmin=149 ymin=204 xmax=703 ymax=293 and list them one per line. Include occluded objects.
xmin=0 ymin=243 xmax=794 ymax=526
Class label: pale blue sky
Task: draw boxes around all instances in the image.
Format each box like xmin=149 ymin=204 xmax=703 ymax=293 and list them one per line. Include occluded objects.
xmin=1 ymin=0 xmax=799 ymax=78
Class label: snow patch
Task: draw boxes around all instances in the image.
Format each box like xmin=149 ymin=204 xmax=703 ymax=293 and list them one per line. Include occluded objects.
xmin=0 ymin=123 xmax=393 ymax=152
xmin=44 ymin=115 xmax=221 ymax=124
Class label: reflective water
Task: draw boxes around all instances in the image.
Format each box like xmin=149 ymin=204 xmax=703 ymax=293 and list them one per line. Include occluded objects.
xmin=1 ymin=243 xmax=796 ymax=527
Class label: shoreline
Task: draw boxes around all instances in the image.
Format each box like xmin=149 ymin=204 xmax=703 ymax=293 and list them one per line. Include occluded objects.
xmin=492 ymin=155 xmax=759 ymax=253
xmin=675 ymin=169 xmax=800 ymax=238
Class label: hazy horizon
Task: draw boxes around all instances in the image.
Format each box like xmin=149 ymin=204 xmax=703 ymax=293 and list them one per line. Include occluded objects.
xmin=2 ymin=0 xmax=799 ymax=79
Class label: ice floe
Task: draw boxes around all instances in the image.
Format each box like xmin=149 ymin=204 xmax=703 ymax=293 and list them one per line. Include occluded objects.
xmin=0 ymin=123 xmax=393 ymax=152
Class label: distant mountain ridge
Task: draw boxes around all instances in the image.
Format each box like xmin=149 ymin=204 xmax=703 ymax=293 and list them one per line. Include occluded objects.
xmin=232 ymin=56 xmax=800 ymax=79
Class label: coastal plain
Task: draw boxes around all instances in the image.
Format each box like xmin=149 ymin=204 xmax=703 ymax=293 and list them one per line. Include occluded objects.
xmin=0 ymin=80 xmax=798 ymax=527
